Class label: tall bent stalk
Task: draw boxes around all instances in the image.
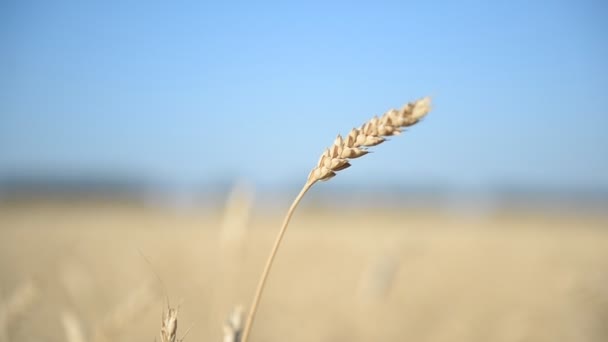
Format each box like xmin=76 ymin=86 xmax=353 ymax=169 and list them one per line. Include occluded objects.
xmin=241 ymin=97 xmax=432 ymax=342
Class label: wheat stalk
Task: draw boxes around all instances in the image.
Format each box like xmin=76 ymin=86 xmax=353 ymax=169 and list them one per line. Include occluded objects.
xmin=211 ymin=182 xmax=254 ymax=342
xmin=357 ymin=253 xmax=400 ymax=305
xmin=92 ymin=282 xmax=159 ymax=342
xmin=240 ymin=97 xmax=432 ymax=342
xmin=0 ymin=279 xmax=40 ymax=342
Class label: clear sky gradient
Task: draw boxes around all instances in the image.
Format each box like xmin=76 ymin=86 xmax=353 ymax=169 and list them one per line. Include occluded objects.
xmin=1 ymin=0 xmax=607 ymax=190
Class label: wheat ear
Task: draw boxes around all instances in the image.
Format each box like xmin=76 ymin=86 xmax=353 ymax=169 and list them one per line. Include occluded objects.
xmin=240 ymin=97 xmax=432 ymax=342
xmin=160 ymin=302 xmax=192 ymax=342
xmin=160 ymin=306 xmax=178 ymax=342
xmin=222 ymin=305 xmax=244 ymax=342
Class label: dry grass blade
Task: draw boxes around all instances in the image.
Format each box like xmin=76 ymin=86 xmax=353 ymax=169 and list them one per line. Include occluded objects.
xmin=241 ymin=97 xmax=432 ymax=342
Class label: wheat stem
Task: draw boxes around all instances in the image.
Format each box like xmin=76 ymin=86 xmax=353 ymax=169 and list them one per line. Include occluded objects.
xmin=241 ymin=179 xmax=316 ymax=342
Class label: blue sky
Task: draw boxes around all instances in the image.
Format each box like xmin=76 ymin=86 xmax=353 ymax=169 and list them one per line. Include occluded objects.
xmin=1 ymin=0 xmax=607 ymax=190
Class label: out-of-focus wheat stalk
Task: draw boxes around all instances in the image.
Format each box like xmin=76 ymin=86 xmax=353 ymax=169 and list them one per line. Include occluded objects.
xmin=215 ymin=181 xmax=253 ymax=341
xmin=92 ymin=282 xmax=159 ymax=342
xmin=0 ymin=279 xmax=40 ymax=342
xmin=218 ymin=180 xmax=255 ymax=291
xmin=222 ymin=305 xmax=244 ymax=342
xmin=240 ymin=97 xmax=432 ymax=342
xmin=62 ymin=310 xmax=87 ymax=342
xmin=357 ymin=253 xmax=400 ymax=305
xmin=220 ymin=180 xmax=255 ymax=251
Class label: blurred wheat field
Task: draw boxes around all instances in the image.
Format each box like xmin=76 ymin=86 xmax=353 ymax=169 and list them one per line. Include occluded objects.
xmin=1 ymin=202 xmax=607 ymax=342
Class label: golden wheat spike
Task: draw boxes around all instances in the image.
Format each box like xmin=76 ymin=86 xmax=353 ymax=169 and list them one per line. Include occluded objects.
xmin=241 ymin=97 xmax=432 ymax=342
xmin=308 ymin=97 xmax=431 ymax=182
xmin=160 ymin=306 xmax=178 ymax=342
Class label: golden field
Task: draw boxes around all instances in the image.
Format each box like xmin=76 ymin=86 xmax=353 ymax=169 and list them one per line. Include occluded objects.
xmin=1 ymin=200 xmax=607 ymax=342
